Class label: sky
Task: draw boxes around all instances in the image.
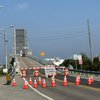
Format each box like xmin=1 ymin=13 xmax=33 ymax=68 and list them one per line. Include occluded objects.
xmin=0 ymin=0 xmax=100 ymax=63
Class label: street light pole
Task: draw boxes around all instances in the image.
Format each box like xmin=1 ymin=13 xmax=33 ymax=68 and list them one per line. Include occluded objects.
xmin=0 ymin=25 xmax=14 ymax=71
xmin=4 ymin=31 xmax=8 ymax=69
xmin=13 ymin=28 xmax=16 ymax=67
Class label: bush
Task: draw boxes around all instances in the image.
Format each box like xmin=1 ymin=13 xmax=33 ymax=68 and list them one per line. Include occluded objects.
xmin=0 ymin=69 xmax=6 ymax=76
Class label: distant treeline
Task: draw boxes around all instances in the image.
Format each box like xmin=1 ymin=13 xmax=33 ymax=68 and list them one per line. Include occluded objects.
xmin=60 ymin=53 xmax=100 ymax=71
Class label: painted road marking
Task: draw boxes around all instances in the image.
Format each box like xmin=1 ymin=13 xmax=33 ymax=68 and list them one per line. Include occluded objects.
xmin=16 ymin=57 xmax=22 ymax=76
xmin=23 ymin=78 xmax=54 ymax=100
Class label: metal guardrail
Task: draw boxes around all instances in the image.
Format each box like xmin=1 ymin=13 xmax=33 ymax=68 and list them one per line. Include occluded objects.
xmin=29 ymin=56 xmax=100 ymax=80
xmin=29 ymin=56 xmax=53 ymax=65
xmin=69 ymin=69 xmax=100 ymax=74
xmin=57 ymin=68 xmax=100 ymax=81
xmin=68 ymin=69 xmax=100 ymax=79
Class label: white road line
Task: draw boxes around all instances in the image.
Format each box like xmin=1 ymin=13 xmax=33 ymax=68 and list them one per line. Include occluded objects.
xmin=16 ymin=57 xmax=22 ymax=76
xmin=23 ymin=78 xmax=54 ymax=100
xmin=17 ymin=57 xmax=54 ymax=100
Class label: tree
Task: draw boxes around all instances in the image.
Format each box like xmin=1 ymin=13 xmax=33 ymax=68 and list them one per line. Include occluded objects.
xmin=60 ymin=53 xmax=100 ymax=71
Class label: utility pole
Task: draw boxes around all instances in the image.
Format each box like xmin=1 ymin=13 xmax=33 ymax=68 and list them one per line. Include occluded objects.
xmin=87 ymin=20 xmax=93 ymax=63
xmin=0 ymin=25 xmax=14 ymax=73
xmin=4 ymin=32 xmax=8 ymax=69
xmin=14 ymin=29 xmax=16 ymax=67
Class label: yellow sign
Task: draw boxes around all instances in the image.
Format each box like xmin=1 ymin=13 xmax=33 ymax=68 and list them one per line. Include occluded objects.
xmin=6 ymin=75 xmax=11 ymax=81
xmin=40 ymin=51 xmax=45 ymax=57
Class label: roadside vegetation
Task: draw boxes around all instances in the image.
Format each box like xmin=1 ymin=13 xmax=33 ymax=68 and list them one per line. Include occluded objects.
xmin=0 ymin=68 xmax=6 ymax=76
xmin=60 ymin=53 xmax=100 ymax=71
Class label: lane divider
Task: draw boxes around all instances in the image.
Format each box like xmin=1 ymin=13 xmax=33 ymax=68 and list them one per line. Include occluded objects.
xmin=23 ymin=78 xmax=54 ymax=100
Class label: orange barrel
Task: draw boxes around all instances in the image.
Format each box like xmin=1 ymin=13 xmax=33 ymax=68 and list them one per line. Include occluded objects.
xmin=64 ymin=68 xmax=69 ymax=76
xmin=34 ymin=69 xmax=39 ymax=77
xmin=21 ymin=68 xmax=26 ymax=77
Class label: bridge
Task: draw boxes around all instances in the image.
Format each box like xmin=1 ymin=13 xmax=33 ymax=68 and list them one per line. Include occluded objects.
xmin=0 ymin=55 xmax=99 ymax=100
xmin=0 ymin=28 xmax=99 ymax=100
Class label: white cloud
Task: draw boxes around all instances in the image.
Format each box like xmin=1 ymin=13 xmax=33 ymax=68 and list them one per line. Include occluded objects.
xmin=16 ymin=3 xmax=29 ymax=11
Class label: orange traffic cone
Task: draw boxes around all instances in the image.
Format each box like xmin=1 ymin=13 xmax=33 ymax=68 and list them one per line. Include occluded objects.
xmin=42 ymin=79 xmax=47 ymax=88
xmin=21 ymin=68 xmax=26 ymax=78
xmin=29 ymin=77 xmax=33 ymax=85
xmin=77 ymin=74 xmax=81 ymax=83
xmin=12 ymin=79 xmax=16 ymax=86
xmin=75 ymin=77 xmax=79 ymax=86
xmin=88 ymin=76 xmax=92 ymax=85
xmin=64 ymin=68 xmax=69 ymax=76
xmin=90 ymin=75 xmax=94 ymax=83
xmin=33 ymin=79 xmax=38 ymax=88
xmin=38 ymin=77 xmax=42 ymax=85
xmin=23 ymin=81 xmax=29 ymax=89
xmin=34 ymin=69 xmax=39 ymax=77
xmin=51 ymin=78 xmax=56 ymax=87
xmin=63 ymin=76 xmax=68 ymax=86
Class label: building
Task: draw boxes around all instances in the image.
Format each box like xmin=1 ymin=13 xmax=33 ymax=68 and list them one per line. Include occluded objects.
xmin=15 ymin=29 xmax=27 ymax=56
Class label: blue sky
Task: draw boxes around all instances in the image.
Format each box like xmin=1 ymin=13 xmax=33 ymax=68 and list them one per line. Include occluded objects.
xmin=0 ymin=0 xmax=100 ymax=63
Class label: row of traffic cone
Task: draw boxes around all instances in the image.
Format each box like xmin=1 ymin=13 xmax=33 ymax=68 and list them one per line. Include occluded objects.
xmin=23 ymin=76 xmax=58 ymax=89
xmin=75 ymin=75 xmax=94 ymax=86
xmin=23 ymin=76 xmax=68 ymax=89
xmin=23 ymin=77 xmax=47 ymax=89
xmin=12 ymin=75 xmax=94 ymax=89
xmin=11 ymin=78 xmax=29 ymax=89
xmin=29 ymin=77 xmax=42 ymax=85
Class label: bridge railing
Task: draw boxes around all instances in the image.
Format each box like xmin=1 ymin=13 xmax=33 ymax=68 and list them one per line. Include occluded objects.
xmin=29 ymin=56 xmax=100 ymax=80
xmin=29 ymin=56 xmax=53 ymax=65
xmin=69 ymin=69 xmax=100 ymax=77
xmin=57 ymin=68 xmax=100 ymax=81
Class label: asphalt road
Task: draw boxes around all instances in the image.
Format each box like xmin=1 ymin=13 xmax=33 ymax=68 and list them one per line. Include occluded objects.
xmin=24 ymin=69 xmax=100 ymax=100
xmin=26 ymin=69 xmax=100 ymax=88
xmin=0 ymin=76 xmax=47 ymax=100
xmin=16 ymin=57 xmax=100 ymax=100
xmin=56 ymin=74 xmax=100 ymax=88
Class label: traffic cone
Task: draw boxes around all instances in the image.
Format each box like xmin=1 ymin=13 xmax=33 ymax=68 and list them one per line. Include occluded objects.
xmin=34 ymin=69 xmax=39 ymax=77
xmin=23 ymin=81 xmax=28 ymax=89
xmin=21 ymin=68 xmax=26 ymax=78
xmin=33 ymin=79 xmax=38 ymax=88
xmin=64 ymin=68 xmax=69 ymax=76
xmin=38 ymin=77 xmax=42 ymax=85
xmin=90 ymin=75 xmax=94 ymax=83
xmin=52 ymin=74 xmax=55 ymax=79
xmin=12 ymin=79 xmax=16 ymax=86
xmin=88 ymin=76 xmax=92 ymax=85
xmin=75 ymin=77 xmax=79 ymax=86
xmin=51 ymin=78 xmax=56 ymax=87
xmin=42 ymin=79 xmax=47 ymax=88
xmin=77 ymin=74 xmax=81 ymax=83
xmin=29 ymin=77 xmax=33 ymax=85
xmin=63 ymin=76 xmax=68 ymax=86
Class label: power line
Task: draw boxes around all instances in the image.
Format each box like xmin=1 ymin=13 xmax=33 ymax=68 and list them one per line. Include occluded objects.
xmin=34 ymin=30 xmax=86 ymax=37
xmin=31 ymin=32 xmax=87 ymax=41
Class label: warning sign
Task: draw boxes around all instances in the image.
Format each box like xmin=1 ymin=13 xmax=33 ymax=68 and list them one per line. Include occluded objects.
xmin=44 ymin=65 xmax=56 ymax=76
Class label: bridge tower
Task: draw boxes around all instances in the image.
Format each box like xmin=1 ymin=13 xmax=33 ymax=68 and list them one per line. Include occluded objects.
xmin=13 ymin=29 xmax=28 ymax=56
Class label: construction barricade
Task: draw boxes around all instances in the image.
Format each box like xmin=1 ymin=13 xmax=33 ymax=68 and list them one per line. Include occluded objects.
xmin=64 ymin=68 xmax=69 ymax=76
xmin=21 ymin=68 xmax=27 ymax=78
